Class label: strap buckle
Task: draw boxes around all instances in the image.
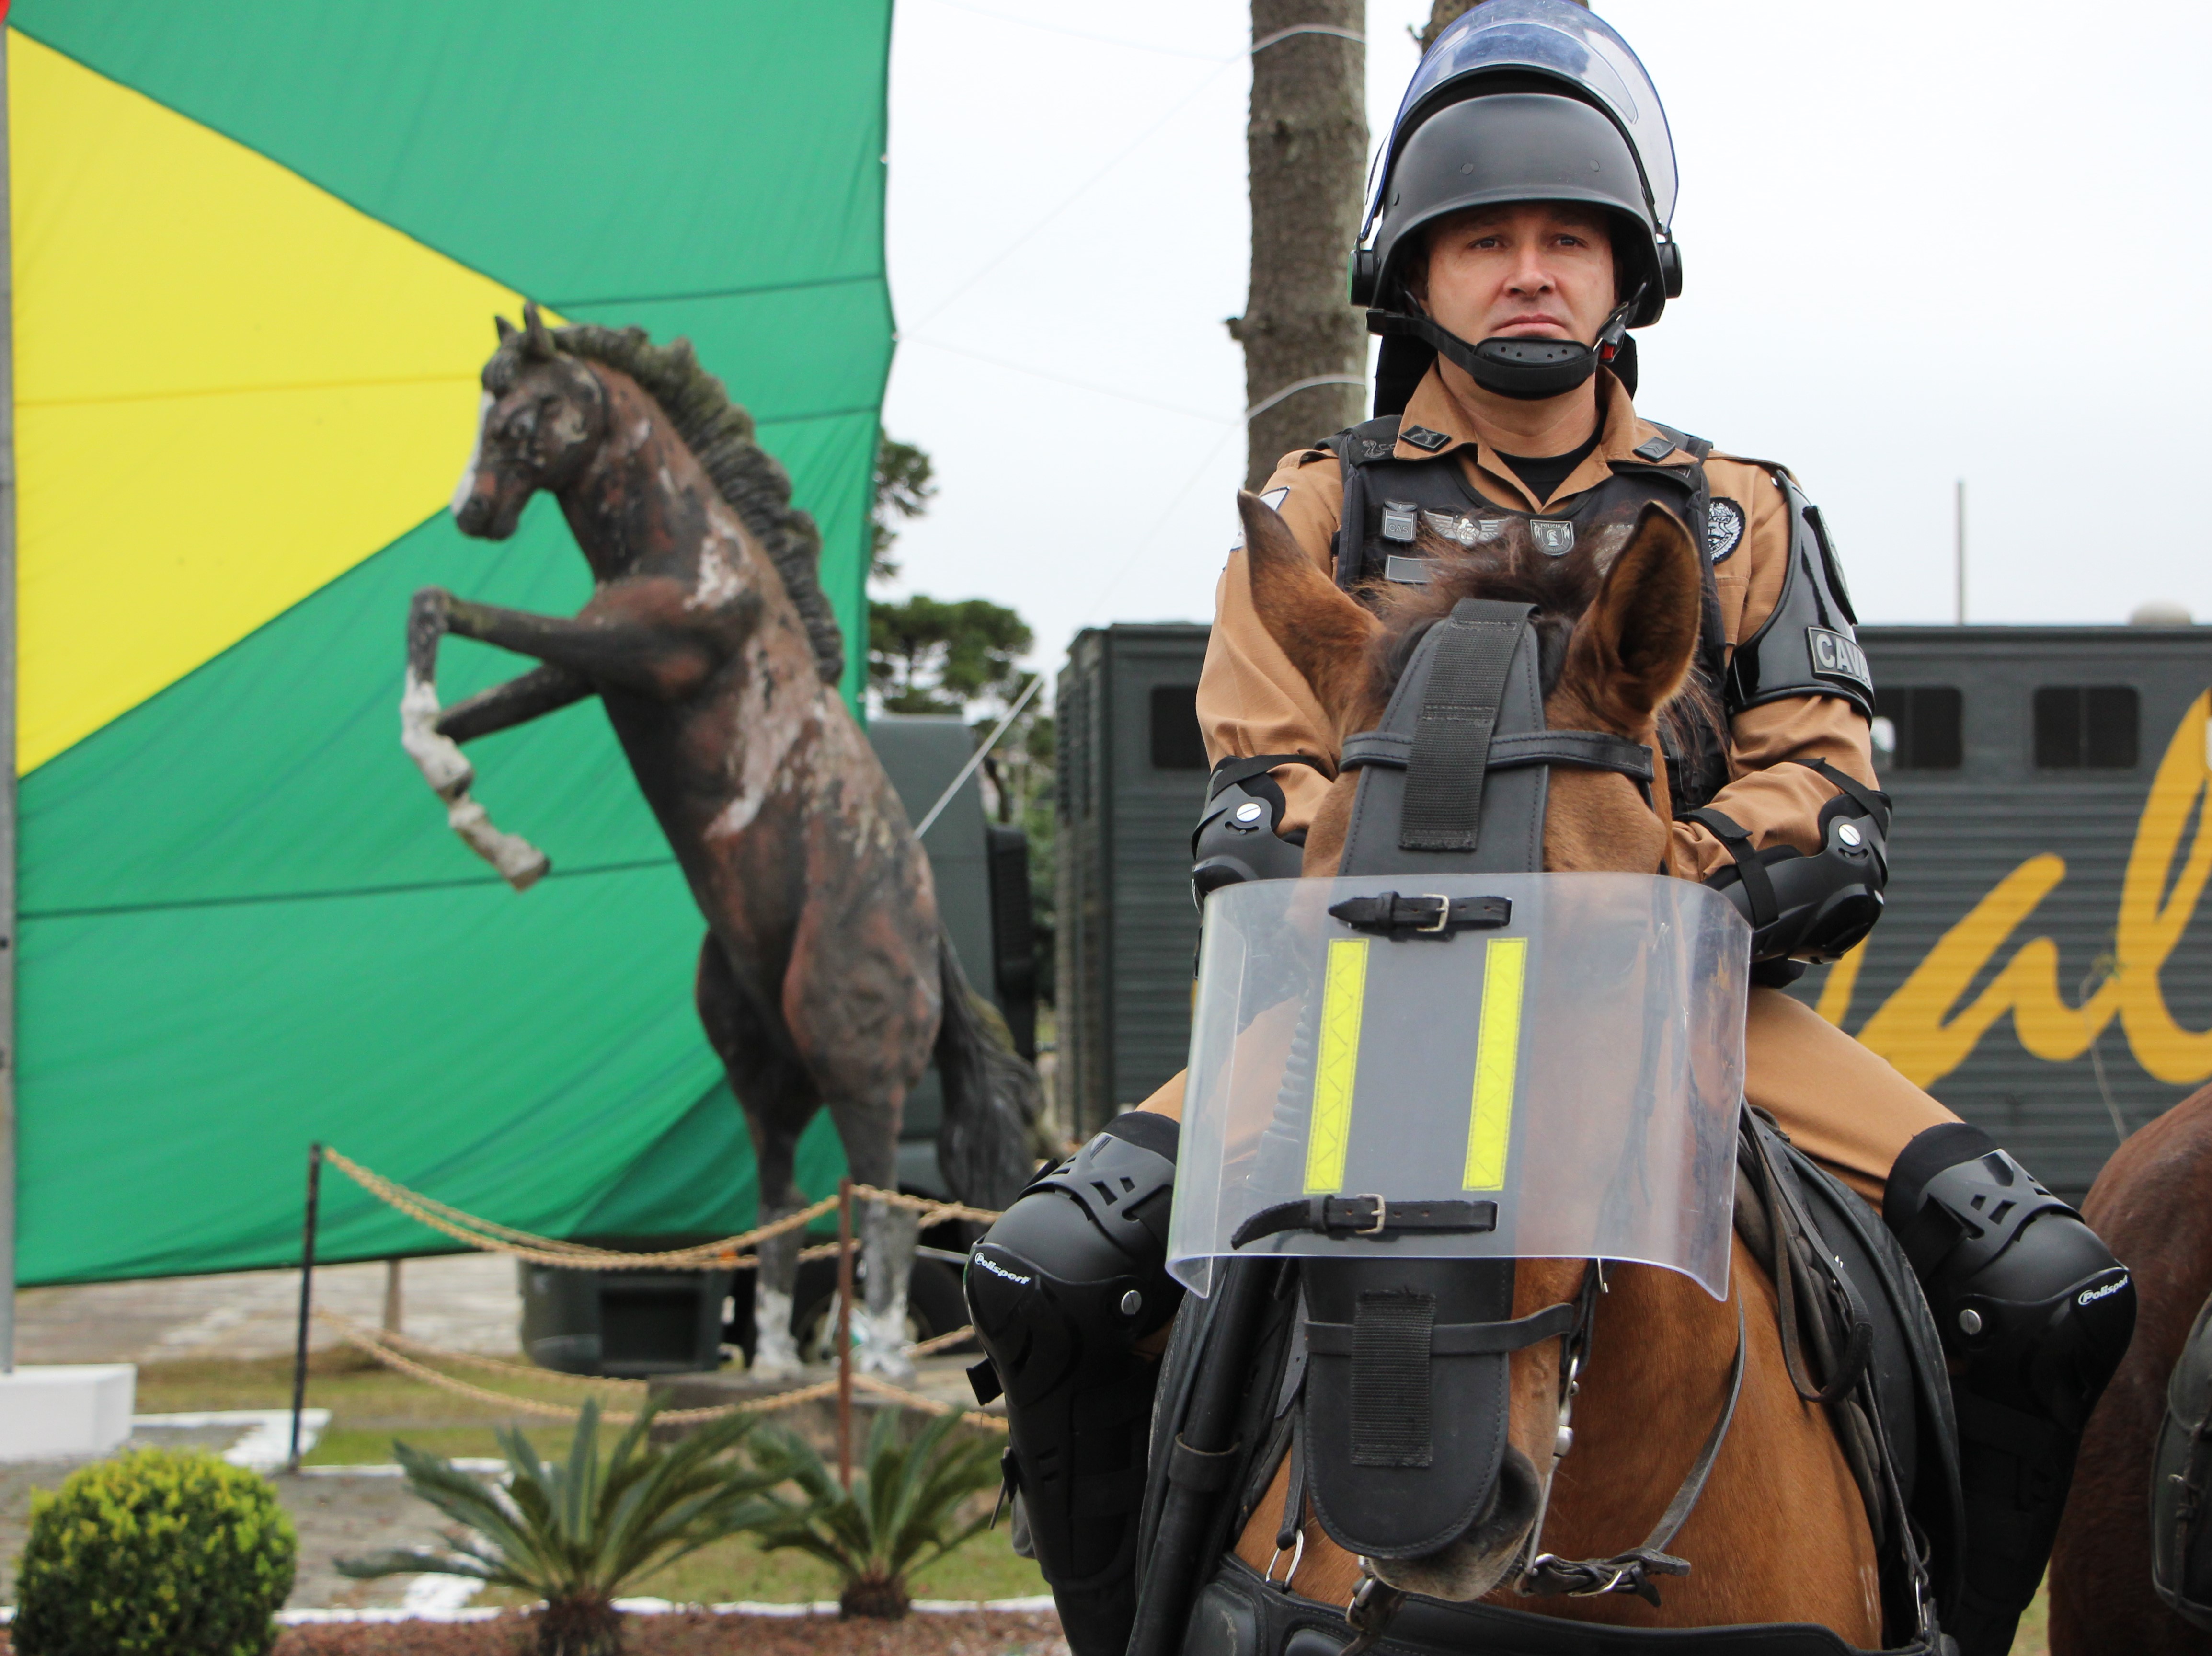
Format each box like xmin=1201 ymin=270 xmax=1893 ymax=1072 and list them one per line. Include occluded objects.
xmin=1327 ymin=891 xmax=1512 ymax=939
xmin=1263 ymin=1526 xmax=1305 ymax=1590
xmin=1354 ymin=1194 xmax=1388 ymax=1235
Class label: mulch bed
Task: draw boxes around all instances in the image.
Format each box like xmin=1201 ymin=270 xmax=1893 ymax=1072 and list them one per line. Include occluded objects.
xmin=0 ymin=1609 xmax=1067 ymax=1656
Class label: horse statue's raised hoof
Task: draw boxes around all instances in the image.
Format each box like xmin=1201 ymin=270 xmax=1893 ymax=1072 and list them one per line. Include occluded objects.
xmin=400 ymin=667 xmax=550 ymax=891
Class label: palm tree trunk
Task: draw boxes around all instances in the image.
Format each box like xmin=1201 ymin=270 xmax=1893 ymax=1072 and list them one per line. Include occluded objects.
xmin=1239 ymin=0 xmax=1368 ymax=490
xmin=1418 ymin=0 xmax=1586 ymax=53
xmin=537 ymin=1593 xmax=622 ymax=1656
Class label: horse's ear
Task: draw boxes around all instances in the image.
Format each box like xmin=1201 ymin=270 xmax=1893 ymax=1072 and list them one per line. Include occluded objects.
xmin=521 ymin=302 xmax=555 ymax=360
xmin=495 ymin=315 xmax=518 ymax=345
xmin=1564 ymin=502 xmax=1702 ymax=731
xmin=1238 ymin=491 xmax=1383 ymax=731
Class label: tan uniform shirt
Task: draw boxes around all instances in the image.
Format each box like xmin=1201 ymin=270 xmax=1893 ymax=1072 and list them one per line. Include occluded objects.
xmin=1196 ymin=364 xmax=1879 ymax=878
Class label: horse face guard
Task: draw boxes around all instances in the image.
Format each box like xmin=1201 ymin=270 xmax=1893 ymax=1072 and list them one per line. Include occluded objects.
xmin=1291 ymin=598 xmax=1656 ymax=1571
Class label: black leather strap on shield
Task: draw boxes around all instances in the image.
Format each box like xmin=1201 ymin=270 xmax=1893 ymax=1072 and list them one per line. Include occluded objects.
xmin=1399 ymin=602 xmax=1533 ymax=853
xmin=1231 ymin=1194 xmax=1501 ymax=1247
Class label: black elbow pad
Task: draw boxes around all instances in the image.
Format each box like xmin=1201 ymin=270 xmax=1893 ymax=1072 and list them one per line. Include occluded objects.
xmin=1690 ymin=762 xmax=1891 ymax=964
xmin=1192 ymin=754 xmax=1323 ymax=906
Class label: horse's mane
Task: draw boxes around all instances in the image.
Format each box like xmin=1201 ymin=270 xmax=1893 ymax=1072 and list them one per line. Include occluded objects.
xmin=493 ymin=323 xmax=847 ymax=685
xmin=1362 ymin=525 xmax=1724 ymax=769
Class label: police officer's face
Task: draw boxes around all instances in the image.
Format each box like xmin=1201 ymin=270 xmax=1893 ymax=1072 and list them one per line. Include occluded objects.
xmin=1417 ymin=203 xmax=1617 ymax=347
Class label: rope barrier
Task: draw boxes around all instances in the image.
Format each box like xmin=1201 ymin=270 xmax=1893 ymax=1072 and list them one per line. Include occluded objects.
xmin=314 ymin=1310 xmax=1004 ymax=1432
xmin=297 ymin=1153 xmax=1007 ymax=1445
xmin=320 ymin=1148 xmax=1003 ymax=1271
xmin=316 ymin=1311 xmax=769 ymax=1425
xmin=906 ymin=1323 xmax=980 ymax=1358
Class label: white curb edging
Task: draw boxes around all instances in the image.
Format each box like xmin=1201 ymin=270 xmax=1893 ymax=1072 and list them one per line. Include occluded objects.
xmin=132 ymin=1410 xmax=330 ymax=1472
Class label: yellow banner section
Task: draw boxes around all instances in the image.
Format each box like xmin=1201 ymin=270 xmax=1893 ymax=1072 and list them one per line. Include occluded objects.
xmin=1463 ymin=935 xmax=1527 ymax=1190
xmin=1303 ymin=937 xmax=1369 ymax=1194
xmin=11 ymin=34 xmax=538 ymax=772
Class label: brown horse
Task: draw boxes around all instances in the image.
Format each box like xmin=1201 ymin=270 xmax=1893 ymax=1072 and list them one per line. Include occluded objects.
xmin=404 ymin=307 xmax=1037 ymax=1379
xmin=1190 ymin=492 xmax=1888 ymax=1639
xmin=2048 ymin=1084 xmax=2212 ymax=1653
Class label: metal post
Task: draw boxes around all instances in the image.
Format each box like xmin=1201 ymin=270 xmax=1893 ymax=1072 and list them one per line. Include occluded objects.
xmin=0 ymin=31 xmax=21 ymax=1377
xmin=287 ymin=1143 xmax=323 ymax=1470
xmin=382 ymin=1257 xmax=403 ymax=1335
xmin=836 ymin=1176 xmax=855 ymax=1491
xmin=1954 ymin=479 xmax=1967 ymax=625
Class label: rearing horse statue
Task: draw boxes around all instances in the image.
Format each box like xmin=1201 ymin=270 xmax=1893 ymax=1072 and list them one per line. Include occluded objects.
xmin=404 ymin=306 xmax=1037 ymax=1379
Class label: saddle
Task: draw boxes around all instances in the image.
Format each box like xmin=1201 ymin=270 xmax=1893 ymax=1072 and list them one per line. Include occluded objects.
xmin=1735 ymin=1108 xmax=1962 ymax=1638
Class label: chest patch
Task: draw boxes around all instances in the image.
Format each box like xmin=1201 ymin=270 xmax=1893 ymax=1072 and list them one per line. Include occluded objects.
xmin=1706 ymin=497 xmax=1745 ymax=564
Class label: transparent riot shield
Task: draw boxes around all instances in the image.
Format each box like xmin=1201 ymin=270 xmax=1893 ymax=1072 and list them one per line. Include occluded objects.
xmin=1167 ymin=874 xmax=1749 ymax=1300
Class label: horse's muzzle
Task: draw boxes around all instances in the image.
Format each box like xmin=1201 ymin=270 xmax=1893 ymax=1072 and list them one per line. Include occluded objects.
xmin=1365 ymin=1444 xmax=1543 ymax=1601
xmin=452 ymin=490 xmax=522 ymax=541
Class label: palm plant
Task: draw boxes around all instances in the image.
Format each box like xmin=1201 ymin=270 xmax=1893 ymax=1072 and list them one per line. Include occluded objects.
xmin=336 ymin=1400 xmax=776 ymax=1656
xmin=748 ymin=1408 xmax=1004 ymax=1618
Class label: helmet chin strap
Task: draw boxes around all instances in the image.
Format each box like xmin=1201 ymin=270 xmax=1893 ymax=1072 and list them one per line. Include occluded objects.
xmin=1367 ymin=290 xmax=1642 ymax=402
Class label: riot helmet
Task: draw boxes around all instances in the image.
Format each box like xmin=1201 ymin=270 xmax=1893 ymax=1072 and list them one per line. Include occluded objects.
xmin=1350 ymin=0 xmax=1682 ymax=412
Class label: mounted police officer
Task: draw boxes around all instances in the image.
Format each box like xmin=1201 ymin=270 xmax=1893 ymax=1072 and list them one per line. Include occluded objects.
xmin=967 ymin=6 xmax=2135 ymax=1653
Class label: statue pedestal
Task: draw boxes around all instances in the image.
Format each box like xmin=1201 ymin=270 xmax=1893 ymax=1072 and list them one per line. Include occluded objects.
xmin=0 ymin=1364 xmax=136 ymax=1461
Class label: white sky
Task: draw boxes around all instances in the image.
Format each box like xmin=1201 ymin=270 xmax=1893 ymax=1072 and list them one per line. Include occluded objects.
xmin=877 ymin=0 xmax=2212 ymax=688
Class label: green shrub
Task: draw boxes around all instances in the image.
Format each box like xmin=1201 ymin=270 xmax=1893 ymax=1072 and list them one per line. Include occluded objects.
xmin=338 ymin=1399 xmax=779 ymax=1656
xmin=748 ymin=1409 xmax=1003 ymax=1619
xmin=13 ymin=1447 xmax=298 ymax=1656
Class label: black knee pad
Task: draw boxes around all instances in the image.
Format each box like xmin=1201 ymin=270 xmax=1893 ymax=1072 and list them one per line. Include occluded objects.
xmin=964 ymin=1111 xmax=1183 ymax=1655
xmin=1886 ymin=1123 xmax=2134 ymax=1427
xmin=1886 ymin=1124 xmax=2136 ymax=1654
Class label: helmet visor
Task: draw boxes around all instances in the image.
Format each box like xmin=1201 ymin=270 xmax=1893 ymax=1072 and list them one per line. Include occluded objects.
xmin=1373 ymin=0 xmax=1677 ymax=233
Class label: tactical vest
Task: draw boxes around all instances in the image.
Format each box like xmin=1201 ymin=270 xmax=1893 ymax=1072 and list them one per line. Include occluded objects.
xmin=1322 ymin=413 xmax=1732 ymax=812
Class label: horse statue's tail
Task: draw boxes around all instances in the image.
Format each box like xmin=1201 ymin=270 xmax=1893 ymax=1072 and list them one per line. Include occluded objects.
xmin=932 ymin=929 xmax=1045 ymax=1210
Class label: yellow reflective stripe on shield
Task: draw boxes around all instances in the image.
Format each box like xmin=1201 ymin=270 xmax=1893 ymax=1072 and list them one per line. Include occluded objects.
xmin=1303 ymin=937 xmax=1370 ymax=1193
xmin=1463 ymin=935 xmax=1528 ymax=1190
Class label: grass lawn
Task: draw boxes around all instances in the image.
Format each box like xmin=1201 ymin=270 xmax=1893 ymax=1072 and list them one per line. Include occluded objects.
xmin=137 ymin=1352 xmax=651 ymax=1467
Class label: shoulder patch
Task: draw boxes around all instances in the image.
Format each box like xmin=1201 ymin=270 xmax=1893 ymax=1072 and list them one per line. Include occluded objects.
xmin=1399 ymin=424 xmax=1450 ymax=452
xmin=1296 ymin=448 xmax=1333 ymax=466
xmin=1633 ymin=434 xmax=1675 ymax=462
xmin=1705 ymin=497 xmax=1745 ymax=565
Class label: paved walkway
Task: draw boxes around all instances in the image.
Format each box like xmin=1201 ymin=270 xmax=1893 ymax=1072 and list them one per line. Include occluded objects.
xmin=6 ymin=1257 xmax=524 ymax=1610
xmin=13 ymin=1254 xmax=522 ymax=1364
xmin=0 ymin=1424 xmax=463 ymax=1610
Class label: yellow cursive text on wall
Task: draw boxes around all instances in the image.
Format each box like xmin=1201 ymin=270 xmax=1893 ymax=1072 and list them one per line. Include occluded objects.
xmin=1834 ymin=696 xmax=2212 ymax=1090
